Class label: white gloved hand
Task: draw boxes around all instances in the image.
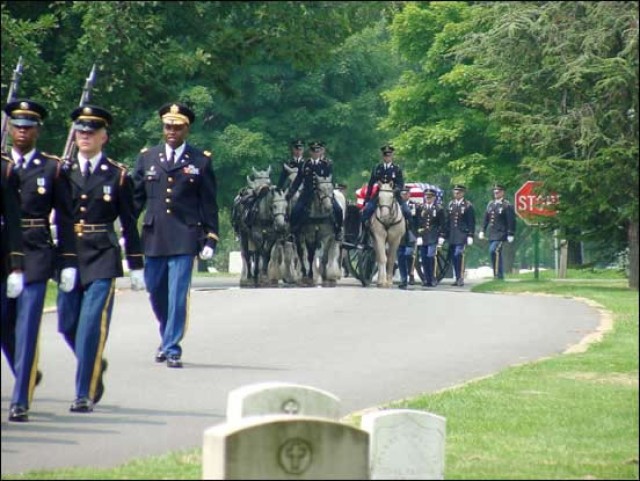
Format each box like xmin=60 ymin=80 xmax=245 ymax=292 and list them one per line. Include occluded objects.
xmin=199 ymin=245 xmax=215 ymax=260
xmin=130 ymin=269 xmax=146 ymax=291
xmin=467 ymin=237 xmax=474 ymax=246
xmin=437 ymin=237 xmax=445 ymax=246
xmin=478 ymin=231 xmax=485 ymax=240
xmin=507 ymin=235 xmax=514 ymax=243
xmin=6 ymin=272 xmax=24 ymax=298
xmin=416 ymin=237 xmax=424 ymax=246
xmin=59 ymin=267 xmax=77 ymax=293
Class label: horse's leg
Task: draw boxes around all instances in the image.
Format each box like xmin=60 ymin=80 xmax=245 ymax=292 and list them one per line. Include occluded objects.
xmin=240 ymin=235 xmax=253 ymax=287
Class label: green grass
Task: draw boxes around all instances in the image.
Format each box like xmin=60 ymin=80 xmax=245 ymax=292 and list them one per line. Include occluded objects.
xmin=5 ymin=270 xmax=638 ymax=480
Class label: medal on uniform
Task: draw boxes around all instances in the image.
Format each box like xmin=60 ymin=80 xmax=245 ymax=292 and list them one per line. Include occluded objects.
xmin=103 ymin=185 xmax=112 ymax=202
xmin=101 ymin=164 xmax=108 ymax=171
xmin=37 ymin=177 xmax=46 ymax=194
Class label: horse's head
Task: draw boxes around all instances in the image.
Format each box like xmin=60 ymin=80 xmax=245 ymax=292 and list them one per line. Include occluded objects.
xmin=314 ymin=174 xmax=334 ymax=211
xmin=271 ymin=189 xmax=289 ymax=233
xmin=377 ymin=181 xmax=396 ymax=208
xmin=247 ymin=166 xmax=272 ymax=192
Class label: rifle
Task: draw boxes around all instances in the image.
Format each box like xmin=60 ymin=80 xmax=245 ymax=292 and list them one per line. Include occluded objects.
xmin=61 ymin=63 xmax=97 ymax=162
xmin=1 ymin=56 xmax=24 ymax=153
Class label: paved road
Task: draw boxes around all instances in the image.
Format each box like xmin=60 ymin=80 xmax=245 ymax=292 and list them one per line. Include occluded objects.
xmin=1 ymin=276 xmax=600 ymax=475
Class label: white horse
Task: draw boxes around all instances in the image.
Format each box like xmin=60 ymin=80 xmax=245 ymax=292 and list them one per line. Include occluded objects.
xmin=267 ymin=189 xmax=301 ymax=285
xmin=370 ymin=182 xmax=406 ymax=288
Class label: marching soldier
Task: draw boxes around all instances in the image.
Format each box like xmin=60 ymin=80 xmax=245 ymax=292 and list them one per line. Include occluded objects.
xmin=276 ymin=139 xmax=305 ymax=191
xmin=416 ymin=187 xmax=446 ymax=288
xmin=446 ymin=184 xmax=475 ymax=286
xmin=57 ymin=105 xmax=145 ymax=413
xmin=1 ymin=154 xmax=25 ymax=401
xmin=361 ymin=145 xmax=412 ymax=235
xmin=133 ymin=102 xmax=219 ymax=369
xmin=1 ymin=100 xmax=77 ymax=422
xmin=478 ymin=184 xmax=516 ymax=279
xmin=286 ymin=141 xmax=343 ymax=241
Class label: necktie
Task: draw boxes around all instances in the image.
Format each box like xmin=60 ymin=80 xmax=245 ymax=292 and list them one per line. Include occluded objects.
xmin=17 ymin=156 xmax=24 ymax=169
xmin=169 ymin=150 xmax=176 ymax=164
xmin=83 ymin=161 xmax=91 ymax=178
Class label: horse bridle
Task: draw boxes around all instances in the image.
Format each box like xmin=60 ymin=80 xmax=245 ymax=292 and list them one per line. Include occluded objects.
xmin=314 ymin=179 xmax=334 ymax=204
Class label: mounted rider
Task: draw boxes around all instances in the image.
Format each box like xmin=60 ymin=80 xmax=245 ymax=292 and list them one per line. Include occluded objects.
xmin=232 ymin=166 xmax=272 ymax=234
xmin=360 ymin=145 xmax=413 ymax=241
xmin=285 ymin=141 xmax=343 ymax=241
xmin=276 ymin=139 xmax=305 ymax=191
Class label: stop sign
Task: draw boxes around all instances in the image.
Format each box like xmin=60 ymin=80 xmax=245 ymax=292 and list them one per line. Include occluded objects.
xmin=515 ymin=181 xmax=560 ymax=225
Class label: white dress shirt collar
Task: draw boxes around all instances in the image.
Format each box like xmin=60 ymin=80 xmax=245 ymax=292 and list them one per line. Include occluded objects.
xmin=77 ymin=152 xmax=102 ymax=174
xmin=12 ymin=148 xmax=35 ymax=167
xmin=165 ymin=143 xmax=186 ymax=161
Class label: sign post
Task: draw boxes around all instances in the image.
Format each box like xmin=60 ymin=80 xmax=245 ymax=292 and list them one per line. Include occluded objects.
xmin=515 ymin=181 xmax=560 ymax=279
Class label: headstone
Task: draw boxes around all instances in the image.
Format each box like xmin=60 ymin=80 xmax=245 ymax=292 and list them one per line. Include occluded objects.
xmin=361 ymin=409 xmax=446 ymax=480
xmin=203 ymin=415 xmax=369 ymax=480
xmin=226 ymin=382 xmax=341 ymax=422
xmin=228 ymin=251 xmax=242 ymax=274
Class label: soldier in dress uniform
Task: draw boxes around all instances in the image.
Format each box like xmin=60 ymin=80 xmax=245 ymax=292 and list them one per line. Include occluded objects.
xmin=415 ymin=187 xmax=446 ymax=288
xmin=1 ymin=155 xmax=25 ymax=402
xmin=396 ymin=188 xmax=417 ymax=289
xmin=361 ymin=145 xmax=412 ymax=232
xmin=276 ymin=139 xmax=305 ymax=191
xmin=57 ymin=105 xmax=145 ymax=413
xmin=132 ymin=102 xmax=219 ymax=369
xmin=446 ymin=184 xmax=475 ymax=286
xmin=286 ymin=141 xmax=343 ymax=241
xmin=1 ymin=100 xmax=78 ymax=422
xmin=478 ymin=184 xmax=516 ymax=279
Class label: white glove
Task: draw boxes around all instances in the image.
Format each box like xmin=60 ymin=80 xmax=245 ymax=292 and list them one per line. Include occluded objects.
xmin=416 ymin=237 xmax=424 ymax=246
xmin=130 ymin=269 xmax=146 ymax=291
xmin=59 ymin=267 xmax=77 ymax=293
xmin=478 ymin=231 xmax=485 ymax=240
xmin=199 ymin=245 xmax=215 ymax=260
xmin=507 ymin=235 xmax=514 ymax=243
xmin=437 ymin=237 xmax=445 ymax=246
xmin=6 ymin=272 xmax=24 ymax=298
xmin=467 ymin=237 xmax=474 ymax=246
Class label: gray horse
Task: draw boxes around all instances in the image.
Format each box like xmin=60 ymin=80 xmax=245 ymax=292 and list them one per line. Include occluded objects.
xmin=296 ymin=174 xmax=343 ymax=287
xmin=369 ymin=182 xmax=406 ymax=288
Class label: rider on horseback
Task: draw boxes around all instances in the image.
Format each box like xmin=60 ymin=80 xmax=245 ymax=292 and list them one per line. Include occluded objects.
xmin=276 ymin=139 xmax=305 ymax=191
xmin=360 ymin=145 xmax=413 ymax=244
xmin=286 ymin=141 xmax=344 ymax=241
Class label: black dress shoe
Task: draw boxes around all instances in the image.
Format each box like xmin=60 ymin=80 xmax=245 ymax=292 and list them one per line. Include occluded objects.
xmin=9 ymin=405 xmax=29 ymax=422
xmin=155 ymin=349 xmax=167 ymax=363
xmin=70 ymin=397 xmax=93 ymax=413
xmin=93 ymin=359 xmax=108 ymax=404
xmin=398 ymin=282 xmax=408 ymax=290
xmin=456 ymin=279 xmax=465 ymax=286
xmin=166 ymin=356 xmax=183 ymax=368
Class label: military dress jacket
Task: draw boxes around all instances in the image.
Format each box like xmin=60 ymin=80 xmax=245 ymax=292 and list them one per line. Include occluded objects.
xmin=286 ymin=158 xmax=333 ymax=202
xmin=15 ymin=150 xmax=77 ymax=283
xmin=67 ymin=154 xmax=143 ymax=286
xmin=447 ymin=199 xmax=475 ymax=245
xmin=483 ymin=199 xmax=516 ymax=241
xmin=416 ymin=202 xmax=446 ymax=245
xmin=133 ymin=144 xmax=219 ymax=257
xmin=1 ymin=156 xmax=24 ymax=279
xmin=276 ymin=157 xmax=304 ymax=191
xmin=365 ymin=162 xmax=405 ymax=202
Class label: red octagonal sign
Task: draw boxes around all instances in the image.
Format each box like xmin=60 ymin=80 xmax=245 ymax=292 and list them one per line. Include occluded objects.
xmin=515 ymin=181 xmax=560 ymax=225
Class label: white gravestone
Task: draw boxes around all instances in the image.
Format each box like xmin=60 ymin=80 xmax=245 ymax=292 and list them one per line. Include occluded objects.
xmin=226 ymin=382 xmax=341 ymax=422
xmin=203 ymin=415 xmax=369 ymax=480
xmin=361 ymin=409 xmax=446 ymax=480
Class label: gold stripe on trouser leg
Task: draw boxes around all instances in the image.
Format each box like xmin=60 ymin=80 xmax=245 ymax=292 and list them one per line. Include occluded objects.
xmin=495 ymin=241 xmax=503 ymax=276
xmin=433 ymin=251 xmax=438 ymax=280
xmin=181 ymin=257 xmax=196 ymax=340
xmin=89 ymin=279 xmax=115 ymax=400
xmin=494 ymin=244 xmax=499 ymax=275
xmin=27 ymin=342 xmax=40 ymax=405
xmin=460 ymin=247 xmax=465 ymax=279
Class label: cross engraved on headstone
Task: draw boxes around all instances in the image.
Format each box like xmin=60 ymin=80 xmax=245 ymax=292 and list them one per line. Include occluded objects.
xmin=278 ymin=438 xmax=312 ymax=474
xmin=281 ymin=398 xmax=300 ymax=414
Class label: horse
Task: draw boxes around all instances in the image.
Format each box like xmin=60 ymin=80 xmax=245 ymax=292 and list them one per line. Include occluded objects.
xmin=296 ymin=173 xmax=342 ymax=287
xmin=369 ymin=182 xmax=406 ymax=288
xmin=267 ymin=190 xmax=302 ymax=285
xmin=232 ymin=167 xmax=289 ymax=287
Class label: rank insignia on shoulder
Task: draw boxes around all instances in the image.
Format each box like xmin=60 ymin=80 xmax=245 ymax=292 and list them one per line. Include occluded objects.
xmin=203 ymin=150 xmax=212 ymax=157
xmin=140 ymin=147 xmax=149 ymax=153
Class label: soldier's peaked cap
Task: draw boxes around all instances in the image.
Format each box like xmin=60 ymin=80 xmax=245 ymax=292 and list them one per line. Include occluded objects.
xmin=453 ymin=184 xmax=466 ymax=191
xmin=493 ymin=183 xmax=505 ymax=190
xmin=380 ymin=144 xmax=394 ymax=153
xmin=71 ymin=104 xmax=112 ymax=131
xmin=309 ymin=141 xmax=322 ymax=151
xmin=291 ymin=139 xmax=305 ymax=147
xmin=424 ymin=187 xmax=437 ymax=195
xmin=4 ymin=99 xmax=47 ymax=127
xmin=159 ymin=102 xmax=195 ymax=125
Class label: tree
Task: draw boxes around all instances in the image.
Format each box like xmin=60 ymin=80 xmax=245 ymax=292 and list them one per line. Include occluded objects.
xmin=457 ymin=1 xmax=639 ymax=288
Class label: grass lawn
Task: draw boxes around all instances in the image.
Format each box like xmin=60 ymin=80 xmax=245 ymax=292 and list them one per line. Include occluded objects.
xmin=6 ymin=269 xmax=638 ymax=480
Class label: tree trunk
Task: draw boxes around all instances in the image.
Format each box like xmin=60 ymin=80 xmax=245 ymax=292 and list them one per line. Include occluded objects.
xmin=629 ymin=220 xmax=638 ymax=291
